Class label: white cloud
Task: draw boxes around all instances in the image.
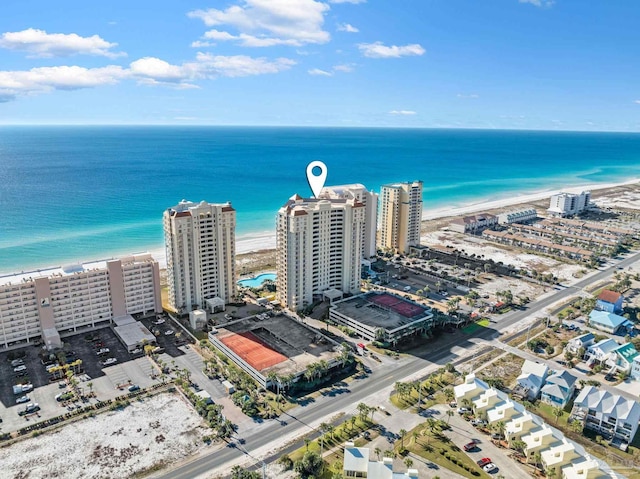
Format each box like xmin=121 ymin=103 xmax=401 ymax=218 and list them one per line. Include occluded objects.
xmin=337 ymin=23 xmax=359 ymax=33
xmin=308 ymin=68 xmax=333 ymax=76
xmin=329 ymin=0 xmax=366 ymax=3
xmin=634 ymin=100 xmax=640 ymax=104
xmin=0 ymin=65 xmax=127 ymax=100
xmin=358 ymin=41 xmax=425 ymax=58
xmin=332 ymin=63 xmax=354 ymax=72
xmin=194 ymin=52 xmax=296 ymax=77
xmin=389 ymin=110 xmax=416 ymax=115
xmin=0 ymin=52 xmax=296 ymax=100
xmin=519 ymin=0 xmax=555 ymax=7
xmin=0 ymin=28 xmax=124 ymax=58
xmin=197 ymin=29 xmax=302 ymax=47
xmin=188 ymin=0 xmax=330 ymax=47
xmin=457 ymin=93 xmax=479 ymax=99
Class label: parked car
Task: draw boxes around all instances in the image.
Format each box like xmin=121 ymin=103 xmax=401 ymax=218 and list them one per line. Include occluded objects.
xmin=15 ymin=395 xmax=29 ymax=404
xmin=483 ymin=463 xmax=498 ymax=473
xmin=471 ymin=419 xmax=487 ymax=427
xmin=101 ymin=358 xmax=117 ymax=366
xmin=164 ymin=329 xmax=174 ymax=336
xmin=477 ymin=458 xmax=492 ymax=467
xmin=463 ymin=441 xmax=477 ymax=452
xmin=10 ymin=359 xmax=25 ymax=367
xmin=449 ymin=401 xmax=457 ymax=408
xmin=19 ymin=403 xmax=40 ymax=416
xmin=490 ymin=433 xmax=504 ymax=440
xmin=457 ymin=407 xmax=470 ymax=415
xmin=128 ymin=385 xmax=140 ymax=392
xmin=13 ymin=365 xmax=27 ymax=373
xmin=96 ymin=348 xmax=110 ymax=355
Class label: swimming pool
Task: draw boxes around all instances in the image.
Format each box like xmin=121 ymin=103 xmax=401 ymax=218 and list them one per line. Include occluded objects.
xmin=237 ymin=273 xmax=277 ymax=288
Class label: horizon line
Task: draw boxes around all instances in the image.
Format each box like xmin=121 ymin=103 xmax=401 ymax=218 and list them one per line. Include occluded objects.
xmin=0 ymin=124 xmax=639 ymax=134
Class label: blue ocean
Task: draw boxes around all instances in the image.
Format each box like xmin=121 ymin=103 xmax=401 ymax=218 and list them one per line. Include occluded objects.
xmin=1 ymin=126 xmax=640 ymax=274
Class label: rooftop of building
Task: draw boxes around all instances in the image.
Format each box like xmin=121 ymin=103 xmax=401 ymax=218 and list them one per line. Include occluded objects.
xmin=597 ymin=289 xmax=623 ymax=304
xmin=330 ymin=292 xmax=433 ymax=331
xmin=0 ymin=252 xmax=156 ymax=288
xmin=588 ymin=310 xmax=628 ymax=329
xmin=210 ymin=313 xmax=340 ymax=377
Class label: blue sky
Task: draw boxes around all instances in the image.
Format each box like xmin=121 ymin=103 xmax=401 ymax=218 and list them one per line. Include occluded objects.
xmin=1 ymin=0 xmax=639 ymax=130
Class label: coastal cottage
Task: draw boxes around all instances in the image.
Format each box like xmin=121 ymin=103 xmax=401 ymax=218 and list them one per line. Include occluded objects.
xmin=515 ymin=359 xmax=549 ymax=400
xmin=588 ymin=310 xmax=630 ymax=335
xmin=631 ymin=356 xmax=640 ymax=381
xmin=585 ymin=338 xmax=620 ymax=368
xmin=596 ymin=289 xmax=624 ymax=314
xmin=497 ymin=208 xmax=538 ymax=225
xmin=565 ymin=332 xmax=595 ymax=356
xmin=611 ymin=343 xmax=639 ymax=375
xmin=343 ymin=442 xmax=419 ymax=478
xmin=540 ymin=370 xmax=577 ymax=407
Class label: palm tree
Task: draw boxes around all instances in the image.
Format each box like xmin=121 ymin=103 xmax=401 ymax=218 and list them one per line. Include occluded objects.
xmin=493 ymin=420 xmax=505 ymax=438
xmin=327 ymin=424 xmax=335 ymax=441
xmin=533 ymin=451 xmax=542 ymax=471
xmin=357 ymin=402 xmax=369 ymax=422
xmin=399 ymin=428 xmax=407 ymax=449
xmin=446 ymin=410 xmax=454 ymax=424
xmin=350 ymin=416 xmax=357 ymax=430
xmin=87 ymin=382 xmax=93 ymax=396
xmin=404 ymin=458 xmax=414 ymax=469
xmin=304 ymin=437 xmax=311 ymax=451
xmin=374 ymin=446 xmax=381 ymax=460
xmin=553 ymin=406 xmax=564 ymax=424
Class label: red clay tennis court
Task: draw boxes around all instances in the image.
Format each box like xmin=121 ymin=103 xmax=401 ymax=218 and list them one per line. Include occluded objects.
xmin=220 ymin=331 xmax=287 ymax=370
xmin=369 ymin=293 xmax=425 ymax=318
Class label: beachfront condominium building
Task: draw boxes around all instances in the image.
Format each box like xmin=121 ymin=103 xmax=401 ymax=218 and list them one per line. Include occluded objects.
xmin=0 ymin=254 xmax=162 ymax=350
xmin=547 ymin=191 xmax=591 ymax=217
xmin=378 ymin=180 xmax=423 ymax=254
xmin=276 ymin=195 xmax=365 ymax=311
xmin=319 ymin=184 xmax=378 ymax=258
xmin=163 ymin=200 xmax=236 ymax=313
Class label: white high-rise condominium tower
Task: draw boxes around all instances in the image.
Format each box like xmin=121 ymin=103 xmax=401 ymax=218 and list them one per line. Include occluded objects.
xmin=319 ymin=184 xmax=378 ymax=259
xmin=163 ymin=200 xmax=236 ymax=313
xmin=276 ymin=195 xmax=365 ymax=311
xmin=379 ymin=180 xmax=423 ymax=254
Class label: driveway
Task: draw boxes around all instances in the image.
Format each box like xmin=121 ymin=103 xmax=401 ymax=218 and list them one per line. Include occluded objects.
xmin=433 ymin=404 xmax=534 ymax=479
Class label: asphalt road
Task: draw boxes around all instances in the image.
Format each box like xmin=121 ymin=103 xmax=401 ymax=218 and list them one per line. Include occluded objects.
xmin=153 ymin=251 xmax=640 ymax=479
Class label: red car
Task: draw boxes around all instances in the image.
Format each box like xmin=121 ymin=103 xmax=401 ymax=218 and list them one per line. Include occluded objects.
xmin=477 ymin=457 xmax=492 ymax=467
xmin=463 ymin=441 xmax=477 ymax=452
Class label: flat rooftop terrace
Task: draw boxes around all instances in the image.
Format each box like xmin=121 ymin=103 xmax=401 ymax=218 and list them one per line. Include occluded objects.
xmin=332 ymin=292 xmax=431 ymax=331
xmin=212 ymin=314 xmax=339 ymax=377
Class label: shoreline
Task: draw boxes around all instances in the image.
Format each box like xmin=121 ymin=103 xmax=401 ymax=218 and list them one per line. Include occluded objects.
xmin=2 ymin=178 xmax=638 ymax=277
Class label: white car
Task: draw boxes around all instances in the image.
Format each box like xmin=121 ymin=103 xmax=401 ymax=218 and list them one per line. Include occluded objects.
xmin=483 ymin=463 xmax=498 ymax=473
xmin=16 ymin=395 xmax=29 ymax=404
xmin=96 ymin=348 xmax=110 ymax=355
xmin=164 ymin=329 xmax=174 ymax=336
xmin=152 ymin=318 xmax=165 ymax=325
xmin=102 ymin=358 xmax=117 ymax=366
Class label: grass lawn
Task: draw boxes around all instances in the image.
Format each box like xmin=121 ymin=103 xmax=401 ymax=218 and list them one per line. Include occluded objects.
xmin=288 ymin=417 xmax=376 ymax=464
xmin=461 ymin=319 xmax=490 ymax=335
xmin=400 ymin=422 xmax=489 ymax=479
xmin=390 ymin=372 xmax=457 ymax=410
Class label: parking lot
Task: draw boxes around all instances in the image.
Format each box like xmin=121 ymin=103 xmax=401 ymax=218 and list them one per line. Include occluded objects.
xmin=0 ymin=315 xmax=197 ymax=432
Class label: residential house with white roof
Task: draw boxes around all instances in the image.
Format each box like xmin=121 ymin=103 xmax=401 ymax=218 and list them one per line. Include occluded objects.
xmin=596 ymin=290 xmax=624 ymax=314
xmin=561 ymin=458 xmax=611 ymax=479
xmin=588 ymin=310 xmax=630 ymax=335
xmin=343 ymin=442 xmax=418 ymax=479
xmin=515 ymin=359 xmax=549 ymax=400
xmin=585 ymin=338 xmax=620 ymax=367
xmin=454 ymin=375 xmax=623 ymax=477
xmin=541 ymin=370 xmax=577 ymax=407
xmin=541 ymin=439 xmax=582 ymax=477
xmin=571 ymin=385 xmax=640 ymax=444
xmin=565 ymin=333 xmax=595 ymax=356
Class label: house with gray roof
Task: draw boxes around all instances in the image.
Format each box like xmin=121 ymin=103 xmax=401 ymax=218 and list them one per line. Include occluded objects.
xmin=343 ymin=442 xmax=419 ymax=479
xmin=540 ymin=370 xmax=577 ymax=407
xmin=515 ymin=359 xmax=549 ymax=400
xmin=571 ymin=386 xmax=640 ymax=444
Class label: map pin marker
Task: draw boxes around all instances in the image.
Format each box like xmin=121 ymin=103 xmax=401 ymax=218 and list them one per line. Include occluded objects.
xmin=306 ymin=161 xmax=328 ymax=199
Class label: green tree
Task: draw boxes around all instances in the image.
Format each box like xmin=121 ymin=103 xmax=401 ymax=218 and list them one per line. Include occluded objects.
xmin=512 ymin=440 xmax=527 ymax=457
xmin=374 ymin=446 xmax=381 ymax=460
xmin=404 ymin=457 xmax=414 ymax=469
xmin=399 ymin=428 xmax=407 ymax=449
xmin=294 ymin=451 xmax=323 ymax=479
xmin=230 ymin=466 xmax=260 ymax=479
xmin=553 ymin=406 xmax=564 ymax=424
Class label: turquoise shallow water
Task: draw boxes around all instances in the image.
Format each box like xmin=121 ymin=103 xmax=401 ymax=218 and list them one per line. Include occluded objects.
xmin=1 ymin=126 xmax=639 ymax=274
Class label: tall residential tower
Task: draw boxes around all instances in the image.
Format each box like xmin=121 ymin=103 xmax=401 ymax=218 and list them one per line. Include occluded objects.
xmin=378 ymin=181 xmax=423 ymax=254
xmin=163 ymin=200 xmax=236 ymax=313
xmin=319 ymin=184 xmax=378 ymax=258
xmin=276 ymin=195 xmax=365 ymax=311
